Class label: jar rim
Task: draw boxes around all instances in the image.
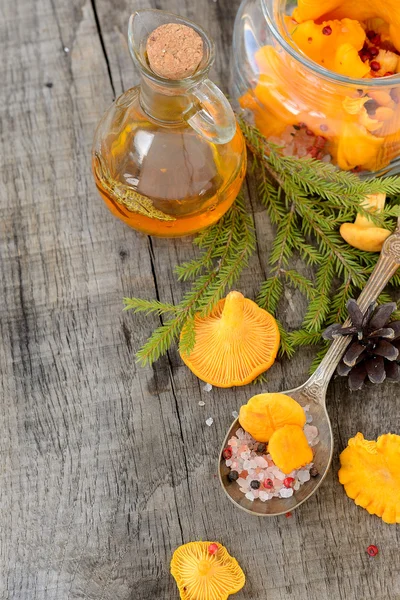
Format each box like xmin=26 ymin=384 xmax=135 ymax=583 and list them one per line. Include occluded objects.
xmin=261 ymin=0 xmax=400 ymax=87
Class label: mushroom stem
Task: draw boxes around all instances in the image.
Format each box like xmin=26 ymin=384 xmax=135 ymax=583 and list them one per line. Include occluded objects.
xmin=354 ymin=193 xmax=386 ymax=228
xmin=220 ymin=291 xmax=245 ymax=328
xmin=340 ymin=192 xmax=391 ymax=252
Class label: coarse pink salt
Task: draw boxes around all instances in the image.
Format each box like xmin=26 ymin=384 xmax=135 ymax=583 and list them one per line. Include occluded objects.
xmin=223 ymin=405 xmax=319 ymax=503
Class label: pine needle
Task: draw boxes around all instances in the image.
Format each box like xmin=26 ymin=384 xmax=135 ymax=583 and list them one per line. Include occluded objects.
xmin=125 ymin=193 xmax=256 ymax=366
xmin=124 ymin=117 xmax=400 ymax=373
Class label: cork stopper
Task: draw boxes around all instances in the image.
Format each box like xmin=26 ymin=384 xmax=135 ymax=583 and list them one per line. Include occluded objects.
xmin=146 ymin=23 xmax=204 ymax=80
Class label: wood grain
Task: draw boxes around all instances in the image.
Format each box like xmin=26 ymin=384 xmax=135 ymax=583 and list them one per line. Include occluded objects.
xmin=0 ymin=0 xmax=399 ymax=599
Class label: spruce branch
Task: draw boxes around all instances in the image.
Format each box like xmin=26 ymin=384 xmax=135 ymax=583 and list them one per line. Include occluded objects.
xmin=241 ymin=117 xmax=400 ymax=368
xmin=125 ymin=193 xmax=256 ymax=366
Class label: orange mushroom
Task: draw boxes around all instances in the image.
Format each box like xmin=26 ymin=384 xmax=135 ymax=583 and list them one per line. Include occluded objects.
xmin=339 ymin=432 xmax=400 ymax=524
xmin=268 ymin=424 xmax=314 ymax=474
xmin=180 ymin=291 xmax=280 ymax=387
xmin=340 ymin=193 xmax=391 ymax=252
xmin=293 ymin=0 xmax=400 ymax=53
xmin=239 ymin=392 xmax=306 ymax=442
xmin=170 ymin=541 xmax=246 ymax=600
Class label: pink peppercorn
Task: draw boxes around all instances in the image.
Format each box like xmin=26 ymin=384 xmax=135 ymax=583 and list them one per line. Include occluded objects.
xmin=314 ymin=136 xmax=326 ymax=149
xmin=283 ymin=477 xmax=295 ymax=488
xmin=208 ymin=543 xmax=219 ymax=555
xmin=367 ymin=545 xmax=378 ymax=557
xmin=370 ymin=61 xmax=381 ymax=72
xmin=263 ymin=478 xmax=274 ymax=489
xmin=369 ymin=47 xmax=379 ymax=57
xmin=322 ymin=25 xmax=332 ymax=36
xmin=222 ymin=446 xmax=232 ymax=460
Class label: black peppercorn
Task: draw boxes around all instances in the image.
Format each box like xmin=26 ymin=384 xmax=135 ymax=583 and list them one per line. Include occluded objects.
xmin=228 ymin=470 xmax=239 ymax=482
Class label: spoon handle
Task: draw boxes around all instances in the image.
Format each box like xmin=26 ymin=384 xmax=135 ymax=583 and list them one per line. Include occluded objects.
xmin=309 ymin=226 xmax=400 ymax=394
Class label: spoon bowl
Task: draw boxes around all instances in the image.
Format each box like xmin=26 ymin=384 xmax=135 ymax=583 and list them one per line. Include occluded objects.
xmin=219 ymin=224 xmax=400 ymax=516
xmin=219 ymin=380 xmax=333 ymax=516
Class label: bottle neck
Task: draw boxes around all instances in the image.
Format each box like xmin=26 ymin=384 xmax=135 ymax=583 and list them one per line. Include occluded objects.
xmin=139 ymin=74 xmax=192 ymax=123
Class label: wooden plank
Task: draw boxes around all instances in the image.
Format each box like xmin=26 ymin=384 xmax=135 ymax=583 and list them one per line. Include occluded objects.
xmin=0 ymin=0 xmax=399 ymax=599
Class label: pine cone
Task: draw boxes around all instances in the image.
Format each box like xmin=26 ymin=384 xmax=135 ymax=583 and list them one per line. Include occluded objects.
xmin=323 ymin=299 xmax=400 ymax=391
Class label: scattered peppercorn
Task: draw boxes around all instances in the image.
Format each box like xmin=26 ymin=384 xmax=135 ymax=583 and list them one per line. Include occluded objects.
xmin=256 ymin=442 xmax=267 ymax=453
xmin=306 ymin=129 xmax=314 ymax=136
xmin=250 ymin=480 xmax=261 ymax=489
xmin=367 ymin=544 xmax=378 ymax=557
xmin=283 ymin=477 xmax=295 ymax=488
xmin=228 ymin=470 xmax=239 ymax=482
xmin=263 ymin=478 xmax=274 ymax=489
xmin=385 ymin=71 xmax=394 ymax=77
xmin=370 ymin=61 xmax=381 ymax=72
xmin=369 ymin=47 xmax=379 ymax=58
xmin=322 ymin=25 xmax=332 ymax=36
xmin=222 ymin=447 xmax=232 ymax=460
xmin=285 ymin=512 xmax=293 ymax=518
xmin=208 ymin=543 xmax=219 ymax=555
xmin=309 ymin=466 xmax=319 ymax=477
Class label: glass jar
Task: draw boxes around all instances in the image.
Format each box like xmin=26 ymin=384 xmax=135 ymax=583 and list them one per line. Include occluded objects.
xmin=92 ymin=9 xmax=246 ymax=238
xmin=231 ymin=0 xmax=400 ymax=176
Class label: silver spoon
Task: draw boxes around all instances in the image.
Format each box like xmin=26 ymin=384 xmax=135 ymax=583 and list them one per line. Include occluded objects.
xmin=219 ymin=220 xmax=400 ymax=516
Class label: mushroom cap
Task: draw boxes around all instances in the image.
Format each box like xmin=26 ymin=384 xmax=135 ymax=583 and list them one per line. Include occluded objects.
xmin=170 ymin=541 xmax=246 ymax=600
xmin=239 ymin=392 xmax=307 ymax=442
xmin=180 ymin=291 xmax=280 ymax=387
xmin=340 ymin=222 xmax=391 ymax=252
xmin=339 ymin=432 xmax=400 ymax=524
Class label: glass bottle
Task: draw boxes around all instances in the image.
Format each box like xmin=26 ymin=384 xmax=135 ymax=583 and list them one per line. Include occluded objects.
xmin=231 ymin=0 xmax=400 ymax=176
xmin=92 ymin=9 xmax=247 ymax=237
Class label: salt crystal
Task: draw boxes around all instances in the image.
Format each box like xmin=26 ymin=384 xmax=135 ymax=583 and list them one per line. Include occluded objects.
xmin=249 ymin=459 xmax=258 ymax=469
xmin=237 ymin=478 xmax=248 ymax=487
xmin=229 ymin=438 xmax=238 ymax=447
xmin=310 ymin=437 xmax=320 ymax=447
xmin=255 ymin=456 xmax=268 ymax=468
xmin=245 ymin=491 xmax=255 ymax=502
xmin=279 ymin=487 xmax=294 ymax=498
xmin=306 ymin=413 xmax=313 ymax=423
xmin=304 ymin=425 xmax=319 ymax=442
xmin=198 ymin=401 xmax=205 ymax=407
xmin=64 ymin=47 xmax=70 ymax=53
xmin=205 ymin=417 xmax=214 ymax=426
xmin=304 ymin=404 xmax=310 ymax=412
xmin=297 ymin=470 xmax=311 ymax=483
xmin=203 ymin=383 xmax=212 ymax=392
xmin=225 ymin=459 xmax=232 ymax=467
xmin=294 ymin=480 xmax=301 ymax=491
xmin=259 ymin=491 xmax=270 ymax=502
xmin=236 ymin=429 xmax=245 ymax=439
xmin=232 ymin=410 xmax=239 ymax=418
xmin=271 ymin=468 xmax=286 ymax=481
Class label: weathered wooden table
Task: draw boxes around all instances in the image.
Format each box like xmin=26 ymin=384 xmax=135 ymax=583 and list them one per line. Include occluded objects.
xmin=1 ymin=0 xmax=399 ymax=598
